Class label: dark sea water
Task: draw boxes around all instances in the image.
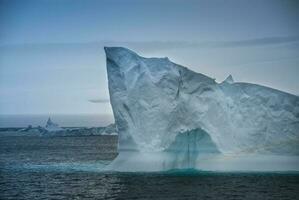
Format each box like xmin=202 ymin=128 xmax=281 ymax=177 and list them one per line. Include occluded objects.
xmin=0 ymin=136 xmax=298 ymax=200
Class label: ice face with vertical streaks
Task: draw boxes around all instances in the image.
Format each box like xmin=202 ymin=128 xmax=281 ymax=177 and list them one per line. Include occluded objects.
xmin=104 ymin=47 xmax=299 ymax=171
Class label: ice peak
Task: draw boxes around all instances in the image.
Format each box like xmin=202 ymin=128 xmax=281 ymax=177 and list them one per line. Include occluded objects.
xmin=45 ymin=117 xmax=63 ymax=132
xmin=223 ymin=74 xmax=234 ymax=84
xmin=46 ymin=117 xmax=54 ymax=126
xmin=104 ymin=46 xmax=138 ymax=63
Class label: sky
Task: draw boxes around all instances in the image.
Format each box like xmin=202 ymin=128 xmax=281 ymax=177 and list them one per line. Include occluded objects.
xmin=0 ymin=0 xmax=299 ymax=116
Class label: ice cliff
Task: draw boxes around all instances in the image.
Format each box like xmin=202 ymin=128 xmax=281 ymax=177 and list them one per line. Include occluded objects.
xmin=105 ymin=47 xmax=299 ymax=171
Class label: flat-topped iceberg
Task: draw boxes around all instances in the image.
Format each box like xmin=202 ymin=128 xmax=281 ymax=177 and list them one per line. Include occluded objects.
xmin=105 ymin=47 xmax=299 ymax=171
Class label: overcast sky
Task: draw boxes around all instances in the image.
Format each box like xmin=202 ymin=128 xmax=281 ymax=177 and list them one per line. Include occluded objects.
xmin=0 ymin=0 xmax=298 ymax=115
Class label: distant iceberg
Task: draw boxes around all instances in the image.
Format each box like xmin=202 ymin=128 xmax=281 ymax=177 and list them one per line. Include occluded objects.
xmin=45 ymin=117 xmax=64 ymax=132
xmin=0 ymin=117 xmax=117 ymax=137
xmin=105 ymin=47 xmax=299 ymax=172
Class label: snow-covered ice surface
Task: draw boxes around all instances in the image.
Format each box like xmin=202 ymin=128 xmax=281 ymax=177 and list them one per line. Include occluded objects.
xmin=105 ymin=47 xmax=299 ymax=172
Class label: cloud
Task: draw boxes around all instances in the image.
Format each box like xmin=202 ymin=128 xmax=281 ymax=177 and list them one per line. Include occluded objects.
xmin=206 ymin=36 xmax=299 ymax=48
xmin=1 ymin=35 xmax=299 ymax=51
xmin=88 ymin=98 xmax=110 ymax=103
xmin=120 ymin=36 xmax=299 ymax=49
xmin=132 ymin=36 xmax=299 ymax=50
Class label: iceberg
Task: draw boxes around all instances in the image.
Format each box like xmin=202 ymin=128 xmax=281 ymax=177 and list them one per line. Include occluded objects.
xmin=45 ymin=117 xmax=64 ymax=132
xmin=104 ymin=47 xmax=299 ymax=171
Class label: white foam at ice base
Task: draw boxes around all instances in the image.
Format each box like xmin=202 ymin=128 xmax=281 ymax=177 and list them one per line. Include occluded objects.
xmin=10 ymin=155 xmax=298 ymax=173
xmin=105 ymin=47 xmax=299 ymax=172
xmin=105 ymin=153 xmax=299 ymax=172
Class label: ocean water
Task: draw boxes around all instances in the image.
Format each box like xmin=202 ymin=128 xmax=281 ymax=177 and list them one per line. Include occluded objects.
xmin=0 ymin=136 xmax=298 ymax=200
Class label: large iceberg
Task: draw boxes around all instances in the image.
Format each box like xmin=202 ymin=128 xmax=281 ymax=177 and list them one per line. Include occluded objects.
xmin=105 ymin=47 xmax=299 ymax=171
